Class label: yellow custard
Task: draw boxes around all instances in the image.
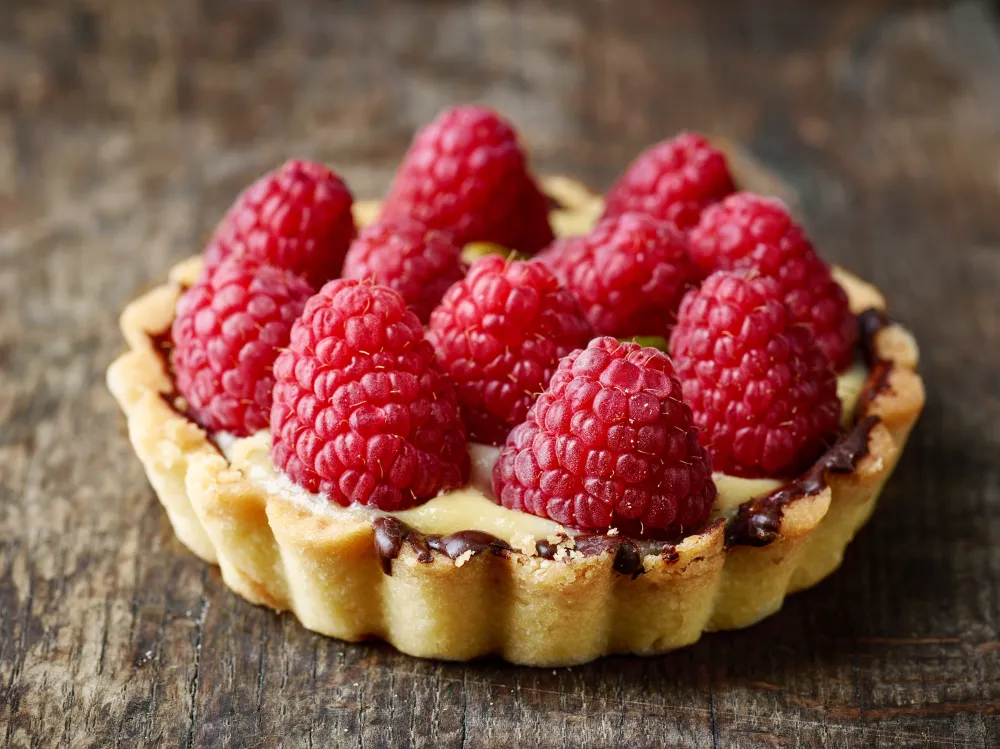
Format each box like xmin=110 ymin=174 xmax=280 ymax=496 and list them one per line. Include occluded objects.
xmin=222 ymin=363 xmax=868 ymax=546
xmin=229 ymin=433 xmax=564 ymax=552
xmin=837 ymin=361 xmax=867 ymax=429
xmin=709 ymin=474 xmax=784 ymax=520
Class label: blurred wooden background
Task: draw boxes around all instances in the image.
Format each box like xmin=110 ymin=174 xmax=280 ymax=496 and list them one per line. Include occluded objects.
xmin=1 ymin=1 xmax=999 ymax=747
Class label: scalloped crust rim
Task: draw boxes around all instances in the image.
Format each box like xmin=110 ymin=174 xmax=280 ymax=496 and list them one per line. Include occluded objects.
xmin=105 ymin=177 xmax=925 ymax=666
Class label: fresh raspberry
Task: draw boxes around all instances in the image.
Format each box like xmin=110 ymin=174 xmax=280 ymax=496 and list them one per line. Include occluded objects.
xmin=669 ymin=271 xmax=841 ymax=478
xmin=270 ymin=280 xmax=469 ymax=510
xmin=602 ymin=133 xmax=735 ymax=232
xmin=428 ymin=256 xmax=593 ymax=446
xmin=170 ymin=256 xmax=313 ymax=437
xmin=688 ymin=193 xmax=857 ymax=371
xmin=380 ymin=106 xmax=554 ymax=254
xmin=538 ymin=212 xmax=697 ymax=338
xmin=492 ymin=337 xmax=717 ymax=535
xmin=341 ymin=218 xmax=467 ymax=323
xmin=204 ymin=159 xmax=356 ymax=288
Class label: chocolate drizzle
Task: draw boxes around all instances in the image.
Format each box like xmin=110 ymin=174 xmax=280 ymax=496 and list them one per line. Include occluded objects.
xmin=858 ymin=307 xmax=892 ymax=369
xmin=725 ymin=415 xmax=879 ymax=547
xmin=573 ymin=536 xmax=643 ymax=576
xmin=372 ymin=517 xmax=403 ymax=574
xmin=373 ymin=517 xmax=430 ymax=574
xmin=533 ymin=533 xmax=684 ymax=577
xmin=147 ymin=275 xmax=192 ymax=407
xmin=723 ymin=308 xmax=898 ymax=547
xmin=855 ymin=307 xmax=895 ymax=416
xmin=575 ymin=536 xmax=679 ymax=576
xmin=534 ymin=538 xmax=559 ymax=559
xmin=372 ymin=517 xmax=512 ymax=575
xmin=372 ymin=517 xmax=685 ymax=578
xmin=149 ymin=327 xmax=182 ymax=413
xmin=426 ymin=530 xmax=512 ymax=561
xmin=545 ymin=192 xmax=565 ymax=211
xmin=150 ymin=327 xmax=174 ymax=368
xmin=147 ymin=324 xmax=224 ymax=455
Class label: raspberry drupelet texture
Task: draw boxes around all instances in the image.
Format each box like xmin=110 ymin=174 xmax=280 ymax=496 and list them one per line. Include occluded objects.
xmin=203 ymin=159 xmax=356 ymax=288
xmin=428 ymin=256 xmax=593 ymax=446
xmin=492 ymin=337 xmax=717 ymax=535
xmin=602 ymin=133 xmax=735 ymax=232
xmin=687 ymin=193 xmax=857 ymax=371
xmin=171 ymin=256 xmax=313 ymax=437
xmin=270 ymin=280 xmax=469 ymax=510
xmin=341 ymin=218 xmax=467 ymax=323
xmin=669 ymin=271 xmax=841 ymax=478
xmin=379 ymin=106 xmax=554 ymax=254
xmin=538 ymin=212 xmax=697 ymax=339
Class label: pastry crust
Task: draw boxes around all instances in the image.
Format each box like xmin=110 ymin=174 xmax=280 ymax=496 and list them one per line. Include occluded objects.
xmin=107 ymin=177 xmax=924 ymax=666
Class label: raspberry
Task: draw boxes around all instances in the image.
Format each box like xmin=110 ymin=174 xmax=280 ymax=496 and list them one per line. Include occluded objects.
xmin=538 ymin=212 xmax=697 ymax=338
xmin=171 ymin=257 xmax=313 ymax=437
xmin=204 ymin=159 xmax=356 ymax=288
xmin=668 ymin=271 xmax=841 ymax=478
xmin=380 ymin=106 xmax=554 ymax=254
xmin=270 ymin=279 xmax=469 ymax=510
xmin=492 ymin=337 xmax=717 ymax=535
xmin=602 ymin=133 xmax=735 ymax=232
xmin=428 ymin=256 xmax=593 ymax=446
xmin=341 ymin=218 xmax=467 ymax=323
xmin=688 ymin=193 xmax=857 ymax=371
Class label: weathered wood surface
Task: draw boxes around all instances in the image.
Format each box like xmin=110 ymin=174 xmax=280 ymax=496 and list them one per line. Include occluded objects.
xmin=1 ymin=0 xmax=999 ymax=746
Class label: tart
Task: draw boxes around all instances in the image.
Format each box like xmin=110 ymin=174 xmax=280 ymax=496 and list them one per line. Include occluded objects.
xmin=107 ymin=119 xmax=924 ymax=667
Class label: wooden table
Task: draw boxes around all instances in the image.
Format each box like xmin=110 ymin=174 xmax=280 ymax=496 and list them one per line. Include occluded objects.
xmin=2 ymin=1 xmax=998 ymax=746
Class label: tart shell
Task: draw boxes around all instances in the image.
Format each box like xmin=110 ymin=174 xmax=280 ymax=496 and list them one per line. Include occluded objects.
xmin=106 ymin=177 xmax=924 ymax=666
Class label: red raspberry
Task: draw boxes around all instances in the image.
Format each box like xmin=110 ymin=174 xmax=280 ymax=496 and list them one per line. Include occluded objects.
xmin=204 ymin=159 xmax=356 ymax=288
xmin=668 ymin=271 xmax=841 ymax=478
xmin=492 ymin=337 xmax=717 ymax=535
xmin=270 ymin=280 xmax=469 ymax=510
xmin=538 ymin=212 xmax=697 ymax=338
xmin=602 ymin=133 xmax=735 ymax=232
xmin=688 ymin=193 xmax=857 ymax=371
xmin=380 ymin=106 xmax=554 ymax=254
xmin=428 ymin=256 xmax=593 ymax=446
xmin=171 ymin=257 xmax=313 ymax=437
xmin=341 ymin=218 xmax=467 ymax=323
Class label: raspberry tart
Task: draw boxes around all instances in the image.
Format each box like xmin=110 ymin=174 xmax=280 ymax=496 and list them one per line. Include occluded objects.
xmin=108 ymin=110 xmax=923 ymax=666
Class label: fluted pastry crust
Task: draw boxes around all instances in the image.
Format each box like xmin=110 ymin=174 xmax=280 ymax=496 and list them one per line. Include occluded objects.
xmin=106 ymin=176 xmax=924 ymax=666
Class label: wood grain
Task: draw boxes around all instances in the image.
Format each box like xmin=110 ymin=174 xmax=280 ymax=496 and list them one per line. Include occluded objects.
xmin=1 ymin=0 xmax=998 ymax=746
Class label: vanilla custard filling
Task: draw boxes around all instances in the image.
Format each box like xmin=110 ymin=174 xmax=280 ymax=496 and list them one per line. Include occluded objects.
xmin=218 ymin=363 xmax=869 ymax=546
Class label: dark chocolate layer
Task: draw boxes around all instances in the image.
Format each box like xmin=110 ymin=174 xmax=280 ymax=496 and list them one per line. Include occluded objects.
xmin=723 ymin=308 xmax=891 ymax=547
xmin=426 ymin=531 xmax=512 ymax=561
xmin=536 ymin=535 xmax=646 ymax=576
xmin=373 ymin=517 xmax=513 ymax=575
xmin=856 ymin=307 xmax=895 ymax=413
xmin=149 ymin=327 xmax=181 ymax=412
xmin=373 ymin=515 xmax=692 ymax=577
xmin=149 ymin=324 xmax=224 ymax=455
xmin=724 ymin=415 xmax=878 ymax=547
xmin=858 ymin=307 xmax=892 ymax=369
